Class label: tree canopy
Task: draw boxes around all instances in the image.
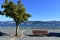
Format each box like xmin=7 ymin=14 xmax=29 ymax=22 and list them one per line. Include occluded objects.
xmin=1 ymin=0 xmax=31 ymax=24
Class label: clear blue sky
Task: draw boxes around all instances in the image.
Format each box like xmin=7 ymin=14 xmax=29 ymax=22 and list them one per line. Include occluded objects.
xmin=0 ymin=0 xmax=60 ymax=21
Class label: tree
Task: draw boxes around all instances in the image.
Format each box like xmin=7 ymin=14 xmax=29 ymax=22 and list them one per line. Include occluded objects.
xmin=0 ymin=0 xmax=31 ymax=36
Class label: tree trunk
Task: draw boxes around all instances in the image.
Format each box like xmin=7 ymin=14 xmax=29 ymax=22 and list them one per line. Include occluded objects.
xmin=15 ymin=23 xmax=19 ymax=36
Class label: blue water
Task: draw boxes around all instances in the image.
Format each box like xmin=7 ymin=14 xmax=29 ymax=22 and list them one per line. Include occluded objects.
xmin=0 ymin=22 xmax=60 ymax=28
xmin=0 ymin=23 xmax=60 ymax=27
xmin=0 ymin=22 xmax=60 ymax=29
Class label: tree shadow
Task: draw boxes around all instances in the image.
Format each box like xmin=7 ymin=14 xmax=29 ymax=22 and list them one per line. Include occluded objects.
xmin=0 ymin=31 xmax=9 ymax=36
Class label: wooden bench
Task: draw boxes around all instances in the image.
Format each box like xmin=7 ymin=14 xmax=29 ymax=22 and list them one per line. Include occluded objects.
xmin=33 ymin=30 xmax=48 ymax=35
